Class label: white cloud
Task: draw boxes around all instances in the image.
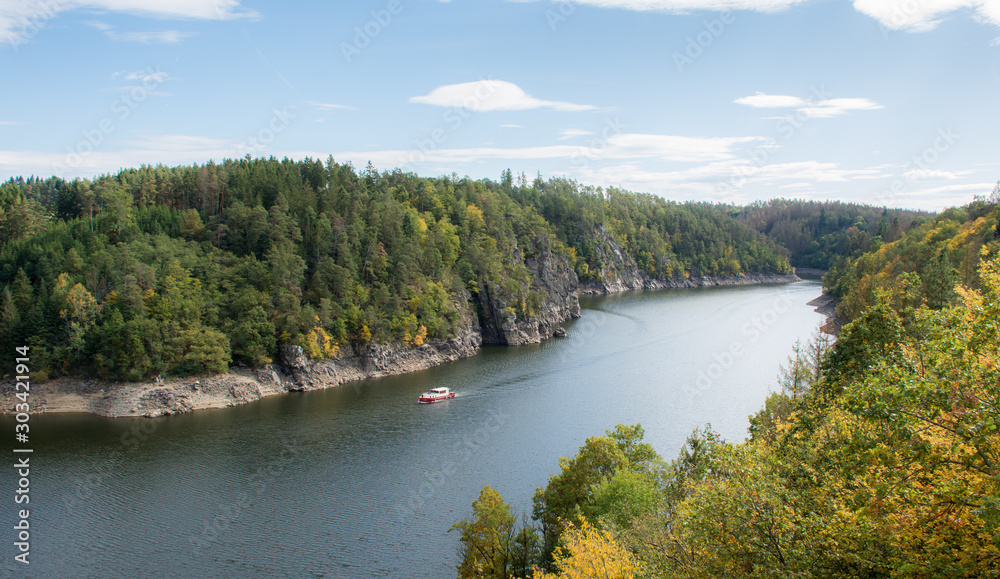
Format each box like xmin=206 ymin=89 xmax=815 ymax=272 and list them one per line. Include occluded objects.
xmin=0 ymin=139 xmax=223 ymax=179
xmin=507 ymin=0 xmax=1000 ymax=31
xmin=308 ymin=101 xmax=357 ymax=111
xmin=84 ymin=20 xmax=190 ymax=43
xmin=567 ymin=160 xmax=891 ymax=204
xmin=124 ymin=69 xmax=172 ymax=83
xmin=334 ymin=133 xmax=761 ymax=170
xmin=904 ymin=182 xmax=996 ymax=195
xmin=606 ymin=133 xmax=760 ymax=161
xmin=410 ymin=80 xmax=597 ymax=112
xmin=558 ymin=128 xmax=594 ymax=139
xmin=119 ymin=30 xmax=188 ymax=43
xmin=799 ymin=98 xmax=884 ymax=117
xmin=83 ymin=19 xmax=112 ymax=31
xmin=0 ymin=132 xmax=286 ymax=179
xmin=897 ymin=182 xmax=998 ymax=209
xmin=733 ymin=160 xmax=889 ymax=182
xmin=1 ymin=0 xmax=257 ymax=45
xmin=500 ymin=124 xmax=524 ymax=128
xmin=735 ymin=92 xmax=883 ymax=117
xmin=734 ymin=94 xmax=809 ymax=108
xmin=506 ymin=0 xmax=808 ymax=13
xmin=853 ymin=0 xmax=1000 ymax=32
xmin=0 ymin=120 xmax=24 ymax=125
xmin=903 ymin=168 xmax=961 ymax=180
xmin=106 ymin=69 xmax=171 ymax=95
xmin=579 ymin=159 xmax=890 ymax=190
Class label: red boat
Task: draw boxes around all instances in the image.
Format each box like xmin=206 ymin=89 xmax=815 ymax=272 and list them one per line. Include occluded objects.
xmin=418 ymin=387 xmax=455 ymax=404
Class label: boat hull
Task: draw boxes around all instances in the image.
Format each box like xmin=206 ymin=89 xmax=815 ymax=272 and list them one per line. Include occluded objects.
xmin=418 ymin=393 xmax=456 ymax=404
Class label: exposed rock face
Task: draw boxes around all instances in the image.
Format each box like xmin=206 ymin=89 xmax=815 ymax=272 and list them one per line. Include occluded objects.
xmin=580 ymin=273 xmax=802 ymax=294
xmin=286 ymin=327 xmax=482 ymax=391
xmin=281 ymin=345 xmax=312 ymax=391
xmin=2 ymin=233 xmax=804 ymax=419
xmin=584 ymin=225 xmax=653 ymax=294
xmin=477 ymin=251 xmax=581 ymax=346
xmin=579 ymin=226 xmax=799 ymax=294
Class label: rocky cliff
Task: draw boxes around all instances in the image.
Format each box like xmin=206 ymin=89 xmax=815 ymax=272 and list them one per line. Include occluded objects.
xmin=3 ymin=234 xmax=802 ymax=418
xmin=2 ymin=251 xmax=583 ymax=417
xmin=477 ymin=250 xmax=581 ymax=346
xmin=580 ymin=226 xmax=799 ymax=294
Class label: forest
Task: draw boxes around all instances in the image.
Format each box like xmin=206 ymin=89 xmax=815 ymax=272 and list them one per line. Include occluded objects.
xmin=723 ymin=198 xmax=931 ymax=269
xmin=453 ymin=192 xmax=1000 ymax=578
xmin=0 ymin=157 xmax=796 ymax=382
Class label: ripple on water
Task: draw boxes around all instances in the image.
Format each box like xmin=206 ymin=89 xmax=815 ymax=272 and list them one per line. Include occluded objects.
xmin=12 ymin=281 xmax=827 ymax=578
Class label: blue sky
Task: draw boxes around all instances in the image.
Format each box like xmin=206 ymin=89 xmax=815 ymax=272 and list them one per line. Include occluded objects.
xmin=1 ymin=0 xmax=998 ymax=211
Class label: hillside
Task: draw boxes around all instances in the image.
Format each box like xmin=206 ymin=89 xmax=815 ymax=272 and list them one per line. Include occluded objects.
xmin=724 ymin=198 xmax=932 ymax=270
xmin=825 ymin=190 xmax=1000 ymax=322
xmin=0 ymin=158 xmax=792 ymax=383
xmin=453 ymin=193 xmax=1000 ymax=578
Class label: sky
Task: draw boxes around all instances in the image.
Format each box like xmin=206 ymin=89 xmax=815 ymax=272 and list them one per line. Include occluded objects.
xmin=1 ymin=0 xmax=999 ymax=211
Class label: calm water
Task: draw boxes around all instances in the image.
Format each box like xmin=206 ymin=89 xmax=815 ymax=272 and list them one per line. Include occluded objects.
xmin=3 ymin=281 xmax=825 ymax=578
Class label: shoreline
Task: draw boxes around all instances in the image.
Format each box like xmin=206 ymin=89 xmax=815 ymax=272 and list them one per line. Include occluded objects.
xmin=2 ymin=273 xmax=810 ymax=419
xmin=578 ymin=272 xmax=801 ymax=295
xmin=808 ymin=292 xmax=842 ymax=335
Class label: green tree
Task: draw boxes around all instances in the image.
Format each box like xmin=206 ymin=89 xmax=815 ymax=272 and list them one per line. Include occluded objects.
xmin=533 ymin=424 xmax=659 ymax=565
xmin=452 ymin=485 xmax=516 ymax=579
xmin=590 ymin=468 xmax=663 ymax=530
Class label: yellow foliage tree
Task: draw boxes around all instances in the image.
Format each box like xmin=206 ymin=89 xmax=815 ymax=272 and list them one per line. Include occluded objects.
xmin=57 ymin=281 xmax=99 ymax=360
xmin=358 ymin=324 xmax=372 ymax=344
xmin=412 ymin=324 xmax=427 ymax=347
xmin=534 ymin=519 xmax=639 ymax=579
xmin=301 ymin=323 xmax=338 ymax=360
xmin=467 ymin=204 xmax=486 ymax=231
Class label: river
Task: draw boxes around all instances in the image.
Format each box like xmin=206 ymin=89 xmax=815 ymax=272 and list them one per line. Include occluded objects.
xmin=3 ymin=281 xmax=825 ymax=578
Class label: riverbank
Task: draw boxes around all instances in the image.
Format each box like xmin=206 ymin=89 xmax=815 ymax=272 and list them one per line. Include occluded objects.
xmin=0 ymin=329 xmax=482 ymax=418
xmin=578 ymin=272 xmax=801 ymax=295
xmin=808 ymin=293 xmax=842 ymax=335
xmin=2 ymin=274 xmax=807 ymax=418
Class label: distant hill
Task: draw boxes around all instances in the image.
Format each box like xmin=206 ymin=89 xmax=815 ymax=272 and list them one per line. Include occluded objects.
xmin=722 ymin=198 xmax=933 ymax=270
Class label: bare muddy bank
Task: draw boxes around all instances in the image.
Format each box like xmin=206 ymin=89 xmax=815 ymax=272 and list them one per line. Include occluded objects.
xmin=579 ymin=272 xmax=801 ymax=295
xmin=808 ymin=293 xmax=841 ymax=335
